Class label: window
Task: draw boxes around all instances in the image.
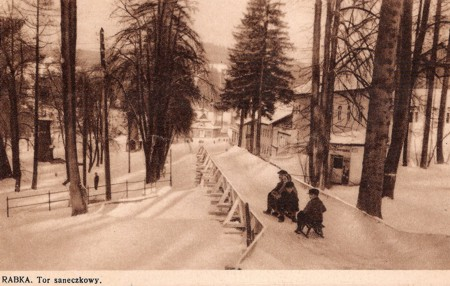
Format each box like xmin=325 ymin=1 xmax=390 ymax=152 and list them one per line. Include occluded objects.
xmin=337 ymin=106 xmax=342 ymax=121
xmin=333 ymin=156 xmax=344 ymax=169
xmin=347 ymin=106 xmax=351 ymax=121
xmin=410 ymin=106 xmax=419 ymax=123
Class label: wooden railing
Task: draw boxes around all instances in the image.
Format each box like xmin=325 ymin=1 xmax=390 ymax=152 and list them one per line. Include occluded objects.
xmin=196 ymin=146 xmax=266 ymax=268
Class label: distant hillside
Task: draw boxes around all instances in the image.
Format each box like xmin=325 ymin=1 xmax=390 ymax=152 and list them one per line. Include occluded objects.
xmin=77 ymin=49 xmax=100 ymax=67
xmin=41 ymin=48 xmax=100 ymax=68
xmin=203 ymin=42 xmax=230 ymax=65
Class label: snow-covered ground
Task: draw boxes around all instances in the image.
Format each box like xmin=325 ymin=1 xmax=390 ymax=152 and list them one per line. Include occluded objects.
xmin=211 ymin=147 xmax=450 ymax=269
xmin=270 ymin=154 xmax=450 ymax=236
xmin=1 ymin=137 xmax=450 ymax=271
xmin=0 ymin=139 xmax=246 ymax=270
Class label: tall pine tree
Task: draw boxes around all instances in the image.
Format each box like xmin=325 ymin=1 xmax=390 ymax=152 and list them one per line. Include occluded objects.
xmin=221 ymin=0 xmax=294 ymax=154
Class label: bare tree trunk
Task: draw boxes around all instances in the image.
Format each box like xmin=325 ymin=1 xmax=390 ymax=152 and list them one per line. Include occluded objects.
xmin=238 ymin=108 xmax=245 ymax=147
xmin=249 ymin=105 xmax=256 ymax=154
xmin=255 ymin=4 xmax=269 ymax=157
xmin=0 ymin=133 xmax=13 ymax=180
xmin=127 ymin=112 xmax=131 ymax=173
xmin=7 ymin=69 xmax=21 ymax=192
xmin=357 ymin=0 xmax=403 ymax=218
xmin=403 ymin=0 xmax=431 ymax=166
xmin=5 ymin=7 xmax=22 ymax=191
xmin=100 ymin=28 xmax=112 ymax=201
xmin=436 ymin=29 xmax=450 ymax=164
xmin=321 ymin=0 xmax=341 ymax=189
xmin=420 ymin=0 xmax=441 ymax=169
xmin=320 ymin=0 xmax=332 ymax=189
xmin=61 ymin=0 xmax=87 ymax=215
xmin=88 ymin=124 xmax=95 ymax=172
xmin=81 ymin=75 xmax=87 ymax=186
xmin=383 ymin=0 xmax=413 ymax=199
xmin=31 ymin=0 xmax=41 ymax=190
xmin=95 ymin=114 xmax=100 ymax=167
xmin=308 ymin=0 xmax=322 ymax=187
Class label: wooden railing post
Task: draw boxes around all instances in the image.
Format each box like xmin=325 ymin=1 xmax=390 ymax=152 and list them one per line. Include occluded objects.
xmin=126 ymin=180 xmax=128 ymax=198
xmin=143 ymin=181 xmax=146 ymax=196
xmin=245 ymin=202 xmax=252 ymax=246
xmin=87 ymin=186 xmax=90 ymax=205
xmin=48 ymin=191 xmax=51 ymax=211
xmin=6 ymin=197 xmax=9 ymax=218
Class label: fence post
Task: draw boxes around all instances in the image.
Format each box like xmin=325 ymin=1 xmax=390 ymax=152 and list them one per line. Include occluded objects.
xmin=126 ymin=180 xmax=128 ymax=198
xmin=87 ymin=186 xmax=90 ymax=205
xmin=170 ymin=149 xmax=173 ymax=187
xmin=143 ymin=181 xmax=146 ymax=196
xmin=245 ymin=203 xmax=252 ymax=246
xmin=48 ymin=191 xmax=51 ymax=211
xmin=6 ymin=197 xmax=9 ymax=218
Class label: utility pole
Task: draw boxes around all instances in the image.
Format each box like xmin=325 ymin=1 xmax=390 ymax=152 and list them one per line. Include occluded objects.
xmin=31 ymin=0 xmax=40 ymax=190
xmin=100 ymin=28 xmax=112 ymax=200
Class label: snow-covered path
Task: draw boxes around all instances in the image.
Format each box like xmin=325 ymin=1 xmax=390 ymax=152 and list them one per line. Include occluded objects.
xmin=0 ymin=189 xmax=243 ymax=270
xmin=209 ymin=147 xmax=450 ymax=269
xmin=0 ymin=143 xmax=245 ymax=270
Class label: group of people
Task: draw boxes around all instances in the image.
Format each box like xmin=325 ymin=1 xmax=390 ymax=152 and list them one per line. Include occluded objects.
xmin=263 ymin=170 xmax=327 ymax=235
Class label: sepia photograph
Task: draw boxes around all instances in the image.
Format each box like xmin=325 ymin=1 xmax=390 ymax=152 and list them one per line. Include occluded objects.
xmin=0 ymin=0 xmax=450 ymax=285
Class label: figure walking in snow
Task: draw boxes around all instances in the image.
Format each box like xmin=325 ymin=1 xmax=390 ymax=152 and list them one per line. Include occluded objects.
xmin=295 ymin=188 xmax=327 ymax=235
xmin=94 ymin=172 xmax=99 ymax=190
xmin=263 ymin=170 xmax=290 ymax=217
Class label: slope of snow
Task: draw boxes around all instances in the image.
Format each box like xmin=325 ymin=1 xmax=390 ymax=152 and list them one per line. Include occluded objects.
xmin=270 ymin=154 xmax=450 ymax=236
xmin=0 ymin=141 xmax=246 ymax=270
xmin=209 ymin=147 xmax=450 ymax=269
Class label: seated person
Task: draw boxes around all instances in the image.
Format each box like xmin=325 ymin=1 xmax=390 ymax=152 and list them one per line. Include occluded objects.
xmin=295 ymin=188 xmax=327 ymax=234
xmin=263 ymin=170 xmax=289 ymax=216
xmin=276 ymin=181 xmax=299 ymax=223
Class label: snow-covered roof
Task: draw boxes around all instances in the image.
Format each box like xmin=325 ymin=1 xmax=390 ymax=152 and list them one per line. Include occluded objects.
xmin=330 ymin=129 xmax=366 ymax=145
xmin=243 ymin=105 xmax=293 ymax=125
xmin=294 ymin=80 xmax=312 ymax=94
xmin=191 ymin=121 xmax=221 ymax=130
xmin=293 ymin=76 xmax=366 ymax=95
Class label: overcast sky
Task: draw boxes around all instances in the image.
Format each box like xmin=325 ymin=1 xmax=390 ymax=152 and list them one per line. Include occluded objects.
xmin=77 ymin=0 xmax=315 ymax=62
xmin=1 ymin=0 xmax=315 ymax=63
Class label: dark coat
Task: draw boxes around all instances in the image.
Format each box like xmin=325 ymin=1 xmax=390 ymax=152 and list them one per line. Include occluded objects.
xmin=303 ymin=197 xmax=327 ymax=222
xmin=269 ymin=181 xmax=285 ymax=200
xmin=94 ymin=175 xmax=99 ymax=188
xmin=279 ymin=189 xmax=299 ymax=213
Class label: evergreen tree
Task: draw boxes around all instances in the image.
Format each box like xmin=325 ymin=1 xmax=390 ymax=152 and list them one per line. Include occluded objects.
xmin=220 ymin=0 xmax=294 ymax=154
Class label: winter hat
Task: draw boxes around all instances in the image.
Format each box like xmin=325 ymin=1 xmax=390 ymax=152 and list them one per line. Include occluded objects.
xmin=308 ymin=188 xmax=320 ymax=195
xmin=285 ymin=181 xmax=295 ymax=188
